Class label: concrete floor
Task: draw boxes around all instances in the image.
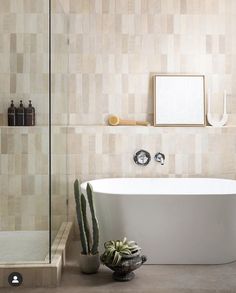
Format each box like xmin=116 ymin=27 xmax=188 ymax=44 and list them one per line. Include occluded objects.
xmin=3 ymin=241 xmax=236 ymax=293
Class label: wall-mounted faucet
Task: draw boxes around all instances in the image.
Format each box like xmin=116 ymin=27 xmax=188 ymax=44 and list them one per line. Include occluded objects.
xmin=133 ymin=150 xmax=151 ymax=166
xmin=154 ymin=152 xmax=165 ymax=165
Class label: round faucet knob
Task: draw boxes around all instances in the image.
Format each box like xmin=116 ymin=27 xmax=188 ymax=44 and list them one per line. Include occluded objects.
xmin=133 ymin=150 xmax=151 ymax=166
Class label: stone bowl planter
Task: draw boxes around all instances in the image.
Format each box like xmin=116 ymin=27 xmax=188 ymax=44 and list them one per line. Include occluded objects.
xmin=79 ymin=253 xmax=100 ymax=274
xmin=103 ymin=251 xmax=147 ymax=281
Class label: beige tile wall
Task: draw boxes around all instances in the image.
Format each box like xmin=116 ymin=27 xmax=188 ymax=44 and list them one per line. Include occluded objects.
xmin=0 ymin=125 xmax=68 ymax=231
xmin=68 ymin=0 xmax=236 ymax=125
xmin=0 ymin=0 xmax=69 ymax=233
xmin=51 ymin=0 xmax=69 ymax=126
xmin=0 ymin=127 xmax=49 ymax=230
xmin=66 ymin=125 xmax=236 ymax=221
xmin=51 ymin=0 xmax=69 ymax=240
xmin=0 ymin=0 xmax=69 ymax=126
xmin=0 ymin=0 xmax=49 ymax=126
xmin=67 ymin=126 xmax=236 ymax=181
xmin=66 ymin=0 xmax=236 ymax=221
xmin=2 ymin=0 xmax=236 ymax=232
xmin=51 ymin=127 xmax=68 ymax=237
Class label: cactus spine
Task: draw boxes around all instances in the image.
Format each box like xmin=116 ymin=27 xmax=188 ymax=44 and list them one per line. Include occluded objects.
xmin=74 ymin=179 xmax=99 ymax=255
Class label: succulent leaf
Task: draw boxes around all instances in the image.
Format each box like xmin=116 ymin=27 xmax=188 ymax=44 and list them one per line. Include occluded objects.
xmin=101 ymin=238 xmax=141 ymax=266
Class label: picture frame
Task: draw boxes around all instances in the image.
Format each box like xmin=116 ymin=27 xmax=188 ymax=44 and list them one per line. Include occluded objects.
xmin=153 ymin=74 xmax=206 ymax=126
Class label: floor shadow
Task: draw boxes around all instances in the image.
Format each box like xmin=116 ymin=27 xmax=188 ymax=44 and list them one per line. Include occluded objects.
xmin=63 ymin=264 xmax=115 ymax=287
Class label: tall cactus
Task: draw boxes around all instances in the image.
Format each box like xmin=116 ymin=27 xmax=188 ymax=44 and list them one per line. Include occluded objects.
xmin=81 ymin=193 xmax=91 ymax=253
xmin=87 ymin=183 xmax=99 ymax=254
xmin=74 ymin=179 xmax=99 ymax=255
xmin=74 ymin=179 xmax=88 ymax=254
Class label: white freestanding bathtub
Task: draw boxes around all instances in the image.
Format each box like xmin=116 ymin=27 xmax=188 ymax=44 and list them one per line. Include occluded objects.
xmin=81 ymin=178 xmax=236 ymax=264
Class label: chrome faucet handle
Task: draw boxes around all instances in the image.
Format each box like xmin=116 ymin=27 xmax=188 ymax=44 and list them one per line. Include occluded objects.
xmin=133 ymin=150 xmax=151 ymax=166
xmin=154 ymin=152 xmax=165 ymax=165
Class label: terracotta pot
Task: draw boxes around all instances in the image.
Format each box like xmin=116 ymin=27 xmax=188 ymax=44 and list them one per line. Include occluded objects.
xmin=79 ymin=253 xmax=100 ymax=274
xmin=102 ymin=251 xmax=147 ymax=281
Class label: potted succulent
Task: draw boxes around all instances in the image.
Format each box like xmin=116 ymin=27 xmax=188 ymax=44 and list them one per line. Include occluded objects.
xmin=100 ymin=237 xmax=147 ymax=281
xmin=74 ymin=179 xmax=100 ymax=274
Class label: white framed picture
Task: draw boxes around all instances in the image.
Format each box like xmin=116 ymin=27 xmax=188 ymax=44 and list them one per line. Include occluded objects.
xmin=154 ymin=75 xmax=205 ymax=126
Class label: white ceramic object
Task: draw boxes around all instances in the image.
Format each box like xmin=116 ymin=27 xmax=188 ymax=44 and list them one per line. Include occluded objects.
xmin=207 ymin=89 xmax=228 ymax=127
xmin=79 ymin=253 xmax=100 ymax=274
xmin=82 ymin=178 xmax=236 ymax=265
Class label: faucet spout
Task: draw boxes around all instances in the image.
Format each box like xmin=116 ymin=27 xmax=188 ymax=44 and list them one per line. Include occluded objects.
xmin=154 ymin=152 xmax=165 ymax=165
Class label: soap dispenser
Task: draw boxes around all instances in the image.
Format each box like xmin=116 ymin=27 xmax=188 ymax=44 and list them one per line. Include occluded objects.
xmin=16 ymin=100 xmax=25 ymax=126
xmin=25 ymin=100 xmax=35 ymax=126
xmin=8 ymin=100 xmax=16 ymax=126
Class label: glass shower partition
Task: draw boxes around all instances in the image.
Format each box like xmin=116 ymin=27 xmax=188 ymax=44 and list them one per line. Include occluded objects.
xmin=50 ymin=0 xmax=69 ymax=259
xmin=0 ymin=0 xmax=50 ymax=263
xmin=0 ymin=0 xmax=68 ymax=265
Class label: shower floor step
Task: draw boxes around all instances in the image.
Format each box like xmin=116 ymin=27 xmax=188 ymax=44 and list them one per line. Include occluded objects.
xmin=0 ymin=222 xmax=73 ymax=288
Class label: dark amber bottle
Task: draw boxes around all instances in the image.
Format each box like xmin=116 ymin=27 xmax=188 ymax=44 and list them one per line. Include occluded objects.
xmin=8 ymin=100 xmax=16 ymax=126
xmin=25 ymin=100 xmax=35 ymax=126
xmin=16 ymin=100 xmax=25 ymax=126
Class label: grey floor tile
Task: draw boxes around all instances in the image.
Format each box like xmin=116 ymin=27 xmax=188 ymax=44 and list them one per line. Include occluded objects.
xmin=2 ymin=242 xmax=236 ymax=293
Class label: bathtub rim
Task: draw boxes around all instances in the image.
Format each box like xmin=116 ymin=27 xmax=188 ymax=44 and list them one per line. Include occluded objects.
xmin=81 ymin=177 xmax=236 ymax=196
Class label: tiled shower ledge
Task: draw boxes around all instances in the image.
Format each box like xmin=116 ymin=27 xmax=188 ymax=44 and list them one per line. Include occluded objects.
xmin=60 ymin=125 xmax=236 ymax=136
xmin=67 ymin=125 xmax=236 ymax=128
xmin=65 ymin=125 xmax=236 ymax=130
xmin=1 ymin=125 xmax=236 ymax=129
xmin=0 ymin=125 xmax=48 ymax=129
